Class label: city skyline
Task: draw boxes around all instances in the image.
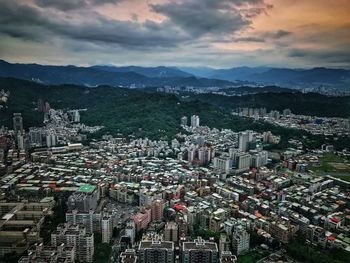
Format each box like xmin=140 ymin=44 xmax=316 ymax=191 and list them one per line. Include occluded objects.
xmin=1 ymin=0 xmax=350 ymax=68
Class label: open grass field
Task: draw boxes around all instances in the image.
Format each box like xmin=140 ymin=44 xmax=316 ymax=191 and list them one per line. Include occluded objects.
xmin=309 ymin=153 xmax=350 ymax=176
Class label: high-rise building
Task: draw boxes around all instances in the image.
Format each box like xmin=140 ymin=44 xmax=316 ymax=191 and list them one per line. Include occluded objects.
xmin=46 ymin=131 xmax=57 ymax=147
xmin=250 ymin=151 xmax=268 ymax=168
xmin=29 ymin=127 xmax=43 ymax=147
xmin=67 ymin=185 xmax=99 ymax=212
xmin=190 ymin=115 xmax=200 ymax=128
xmin=151 ymin=199 xmax=165 ymax=221
xmin=198 ymin=146 xmax=211 ymax=165
xmin=51 ymin=224 xmax=94 ymax=263
xmin=37 ymin=98 xmax=44 ymax=112
xmin=187 ymin=147 xmax=196 ymax=163
xmin=181 ymin=116 xmax=188 ymax=126
xmin=133 ymin=208 xmax=152 ymax=232
xmin=231 ymin=227 xmax=250 ymax=256
xmin=213 ymin=155 xmax=232 ymax=174
xmin=164 ymin=222 xmax=178 ymax=242
xmin=234 ymin=152 xmax=251 ymax=173
xmin=44 ymin=102 xmax=51 ymax=114
xmin=238 ymin=131 xmax=253 ymax=152
xmin=73 ymin=110 xmax=80 ymax=122
xmin=13 ymin=113 xmax=23 ymax=135
xmin=17 ymin=133 xmax=25 ymax=150
xmin=102 ymin=214 xmax=113 ymax=244
xmin=66 ymin=210 xmax=94 ymax=233
xmin=219 ymin=233 xmax=230 ymax=253
xmin=125 ymin=220 xmax=136 ymax=245
xmin=138 ymin=236 xmax=174 ymax=263
xmin=182 ymin=237 xmax=219 ymax=263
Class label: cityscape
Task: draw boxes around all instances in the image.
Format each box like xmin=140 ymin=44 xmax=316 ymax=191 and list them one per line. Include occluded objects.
xmin=0 ymin=1 xmax=350 ymax=263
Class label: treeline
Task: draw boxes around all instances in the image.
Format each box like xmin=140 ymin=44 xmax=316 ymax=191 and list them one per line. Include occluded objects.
xmin=191 ymin=92 xmax=350 ymax=117
xmin=286 ymin=235 xmax=350 ymax=263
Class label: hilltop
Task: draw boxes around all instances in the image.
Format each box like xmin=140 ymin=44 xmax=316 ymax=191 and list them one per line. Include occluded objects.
xmin=0 ymin=77 xmax=349 ymax=150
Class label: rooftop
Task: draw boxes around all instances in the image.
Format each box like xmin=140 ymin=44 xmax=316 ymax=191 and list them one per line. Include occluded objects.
xmin=77 ymin=184 xmax=96 ymax=194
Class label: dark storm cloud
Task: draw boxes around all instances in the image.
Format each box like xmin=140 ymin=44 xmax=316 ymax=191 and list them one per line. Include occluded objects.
xmin=288 ymin=49 xmax=350 ymax=63
xmin=274 ymin=30 xmax=292 ymax=38
xmin=34 ymin=0 xmax=86 ymax=11
xmin=288 ymin=49 xmax=307 ymax=58
xmin=151 ymin=0 xmax=270 ymax=36
xmin=0 ymin=1 xmax=50 ymax=41
xmin=263 ymin=30 xmax=292 ymax=39
xmin=0 ymin=0 xmax=272 ymax=51
xmin=234 ymin=37 xmax=265 ymax=42
xmin=0 ymin=0 xmax=189 ymax=49
xmin=52 ymin=19 xmax=189 ymax=48
xmin=34 ymin=0 xmax=120 ymax=11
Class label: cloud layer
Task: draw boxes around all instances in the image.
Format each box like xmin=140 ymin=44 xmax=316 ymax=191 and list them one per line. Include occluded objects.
xmin=0 ymin=0 xmax=349 ymax=68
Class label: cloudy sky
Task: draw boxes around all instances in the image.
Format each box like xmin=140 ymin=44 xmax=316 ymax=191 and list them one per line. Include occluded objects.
xmin=0 ymin=0 xmax=349 ymax=68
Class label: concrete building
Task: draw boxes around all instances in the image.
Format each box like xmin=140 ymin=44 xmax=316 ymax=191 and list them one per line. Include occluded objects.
xmin=46 ymin=131 xmax=57 ymax=148
xmin=134 ymin=208 xmax=152 ymax=232
xmin=164 ymin=222 xmax=178 ymax=242
xmin=138 ymin=236 xmax=174 ymax=263
xmin=120 ymin=249 xmax=137 ymax=263
xmin=238 ymin=131 xmax=253 ymax=152
xmin=0 ymin=199 xmax=55 ymax=257
xmin=66 ymin=209 xmax=94 ymax=233
xmin=13 ymin=113 xmax=23 ymax=135
xmin=234 ymin=152 xmax=251 ymax=173
xmin=18 ymin=243 xmax=75 ymax=263
xmin=102 ymin=214 xmax=113 ymax=244
xmin=232 ymin=227 xmax=250 ymax=256
xmin=17 ymin=133 xmax=25 ymax=150
xmin=151 ymin=199 xmax=165 ymax=221
xmin=67 ymin=185 xmax=99 ymax=212
xmin=213 ymin=156 xmax=232 ymax=174
xmin=220 ymin=251 xmax=237 ymax=263
xmin=250 ymin=150 xmax=268 ymax=168
xmin=51 ymin=224 xmax=94 ymax=263
xmin=70 ymin=110 xmax=80 ymax=123
xmin=29 ymin=127 xmax=43 ymax=147
xmin=198 ymin=147 xmax=212 ymax=165
xmin=182 ymin=237 xmax=219 ymax=263
xmin=181 ymin=116 xmax=188 ymax=126
xmin=125 ymin=220 xmax=136 ymax=245
xmin=191 ymin=115 xmax=200 ymax=128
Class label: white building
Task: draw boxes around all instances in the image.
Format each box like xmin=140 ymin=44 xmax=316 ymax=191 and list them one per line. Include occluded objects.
xmin=46 ymin=131 xmax=57 ymax=147
xmin=66 ymin=210 xmax=94 ymax=233
xmin=250 ymin=151 xmax=268 ymax=168
xmin=125 ymin=220 xmax=136 ymax=245
xmin=234 ymin=152 xmax=251 ymax=173
xmin=238 ymin=131 xmax=254 ymax=152
xmin=51 ymin=224 xmax=94 ymax=263
xmin=17 ymin=133 xmax=25 ymax=150
xmin=181 ymin=116 xmax=188 ymax=126
xmin=213 ymin=155 xmax=232 ymax=174
xmin=102 ymin=214 xmax=113 ymax=244
xmin=190 ymin=115 xmax=200 ymax=128
xmin=232 ymin=227 xmax=250 ymax=256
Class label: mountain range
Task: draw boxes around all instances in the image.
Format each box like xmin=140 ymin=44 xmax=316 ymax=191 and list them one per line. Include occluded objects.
xmin=1 ymin=59 xmax=349 ymax=89
xmin=181 ymin=66 xmax=350 ymax=88
xmin=0 ymin=60 xmax=234 ymax=88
